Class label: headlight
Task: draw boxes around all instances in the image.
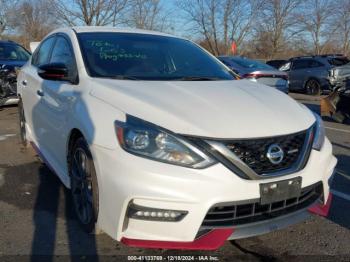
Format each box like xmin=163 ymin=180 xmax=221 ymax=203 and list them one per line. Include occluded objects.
xmin=115 ymin=115 xmax=216 ymax=168
xmin=312 ymin=113 xmax=325 ymax=151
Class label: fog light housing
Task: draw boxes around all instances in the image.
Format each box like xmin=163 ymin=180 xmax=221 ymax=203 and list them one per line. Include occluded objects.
xmin=127 ymin=203 xmax=188 ymax=222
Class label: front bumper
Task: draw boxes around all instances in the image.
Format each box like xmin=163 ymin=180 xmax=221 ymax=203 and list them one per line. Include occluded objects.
xmin=1 ymin=96 xmax=19 ymax=106
xmin=91 ymin=137 xmax=336 ymax=249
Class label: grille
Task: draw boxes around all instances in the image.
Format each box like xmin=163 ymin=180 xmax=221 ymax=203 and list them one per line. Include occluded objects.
xmin=201 ymin=182 xmax=322 ymax=228
xmin=223 ymin=131 xmax=308 ymax=175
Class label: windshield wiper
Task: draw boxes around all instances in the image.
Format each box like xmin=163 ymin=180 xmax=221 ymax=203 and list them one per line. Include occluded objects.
xmin=174 ymin=76 xmax=223 ymax=81
xmin=106 ymin=75 xmax=223 ymax=81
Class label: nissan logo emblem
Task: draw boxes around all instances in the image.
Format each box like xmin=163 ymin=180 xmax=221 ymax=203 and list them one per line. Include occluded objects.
xmin=266 ymin=144 xmax=284 ymax=165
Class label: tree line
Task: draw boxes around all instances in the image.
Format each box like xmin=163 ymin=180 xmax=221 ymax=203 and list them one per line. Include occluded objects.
xmin=1 ymin=0 xmax=350 ymax=60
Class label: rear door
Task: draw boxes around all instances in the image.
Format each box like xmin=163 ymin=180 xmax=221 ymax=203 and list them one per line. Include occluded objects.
xmin=289 ymin=59 xmax=312 ymax=90
xmin=308 ymin=59 xmax=328 ymax=84
xmin=19 ymin=36 xmax=56 ymax=143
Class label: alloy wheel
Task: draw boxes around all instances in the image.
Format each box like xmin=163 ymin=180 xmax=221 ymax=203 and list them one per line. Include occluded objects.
xmin=71 ymin=148 xmax=94 ymax=225
xmin=19 ymin=101 xmax=27 ymax=146
xmin=306 ymin=79 xmax=321 ymax=96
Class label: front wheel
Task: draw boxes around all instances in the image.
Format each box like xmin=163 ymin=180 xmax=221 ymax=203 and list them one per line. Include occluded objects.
xmin=69 ymin=137 xmax=99 ymax=233
xmin=305 ymin=79 xmax=321 ymax=96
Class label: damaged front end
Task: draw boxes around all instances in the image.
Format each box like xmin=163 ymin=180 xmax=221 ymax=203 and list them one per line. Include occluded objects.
xmin=0 ymin=64 xmax=19 ymax=106
xmin=322 ymin=65 xmax=350 ymax=123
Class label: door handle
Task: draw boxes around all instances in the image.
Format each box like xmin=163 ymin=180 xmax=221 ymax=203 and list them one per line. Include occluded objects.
xmin=22 ymin=80 xmax=27 ymax=86
xmin=37 ymin=90 xmax=44 ymax=97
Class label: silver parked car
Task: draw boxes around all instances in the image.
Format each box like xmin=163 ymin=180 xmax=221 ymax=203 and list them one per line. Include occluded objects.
xmin=217 ymin=56 xmax=289 ymax=93
xmin=279 ymin=55 xmax=350 ymax=95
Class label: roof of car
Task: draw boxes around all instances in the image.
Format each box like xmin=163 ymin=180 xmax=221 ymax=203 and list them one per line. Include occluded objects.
xmin=70 ymin=26 xmax=178 ymax=38
xmin=291 ymin=54 xmax=345 ymax=60
xmin=0 ymin=40 xmax=17 ymax=44
xmin=45 ymin=26 xmax=184 ymax=42
xmin=217 ymin=56 xmax=241 ymax=58
xmin=0 ymin=40 xmax=29 ymax=52
xmin=267 ymin=59 xmax=287 ymax=62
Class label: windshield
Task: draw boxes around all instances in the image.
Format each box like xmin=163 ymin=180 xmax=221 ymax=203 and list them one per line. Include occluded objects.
xmin=279 ymin=62 xmax=291 ymax=71
xmin=231 ymin=57 xmax=274 ymax=70
xmin=0 ymin=43 xmax=30 ymax=61
xmin=77 ymin=32 xmax=235 ymax=80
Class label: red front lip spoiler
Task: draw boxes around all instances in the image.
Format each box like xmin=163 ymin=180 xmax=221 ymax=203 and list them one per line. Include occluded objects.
xmin=308 ymin=192 xmax=333 ymax=217
xmin=121 ymin=228 xmax=234 ymax=250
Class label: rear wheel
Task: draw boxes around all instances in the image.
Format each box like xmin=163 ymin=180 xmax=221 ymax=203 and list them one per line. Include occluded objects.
xmin=18 ymin=98 xmax=28 ymax=147
xmin=305 ymin=79 xmax=321 ymax=96
xmin=69 ymin=137 xmax=99 ymax=233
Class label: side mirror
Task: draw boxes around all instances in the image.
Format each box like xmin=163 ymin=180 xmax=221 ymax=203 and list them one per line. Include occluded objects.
xmin=38 ymin=63 xmax=69 ymax=81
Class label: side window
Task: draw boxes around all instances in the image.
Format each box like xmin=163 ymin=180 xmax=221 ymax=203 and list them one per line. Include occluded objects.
xmin=310 ymin=60 xmax=324 ymax=68
xmin=291 ymin=59 xmax=310 ymax=70
xmin=32 ymin=37 xmax=55 ymax=66
xmin=50 ymin=36 xmax=77 ymax=79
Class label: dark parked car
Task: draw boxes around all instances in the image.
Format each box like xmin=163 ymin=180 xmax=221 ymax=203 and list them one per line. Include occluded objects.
xmin=279 ymin=54 xmax=350 ymax=95
xmin=266 ymin=59 xmax=288 ymax=69
xmin=0 ymin=40 xmax=30 ymax=105
xmin=218 ymin=56 xmax=288 ymax=93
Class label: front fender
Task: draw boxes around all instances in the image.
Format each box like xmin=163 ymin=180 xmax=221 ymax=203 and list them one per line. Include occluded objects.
xmin=70 ymin=92 xmax=126 ymax=150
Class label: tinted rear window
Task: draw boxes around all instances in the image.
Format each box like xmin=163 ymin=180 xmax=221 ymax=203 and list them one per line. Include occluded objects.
xmin=267 ymin=60 xmax=287 ymax=68
xmin=328 ymin=57 xmax=350 ymax=66
xmin=292 ymin=59 xmax=311 ymax=70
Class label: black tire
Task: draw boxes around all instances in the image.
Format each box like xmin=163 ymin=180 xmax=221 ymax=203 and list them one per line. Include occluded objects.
xmin=305 ymin=79 xmax=321 ymax=96
xmin=18 ymin=98 xmax=28 ymax=147
xmin=69 ymin=137 xmax=99 ymax=233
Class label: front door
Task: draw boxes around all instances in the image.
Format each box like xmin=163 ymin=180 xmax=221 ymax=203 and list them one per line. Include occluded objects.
xmin=20 ymin=36 xmax=56 ymax=144
xmin=35 ymin=35 xmax=79 ymax=170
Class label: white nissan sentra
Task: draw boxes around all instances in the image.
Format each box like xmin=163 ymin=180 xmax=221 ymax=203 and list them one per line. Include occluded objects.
xmin=17 ymin=27 xmax=337 ymax=250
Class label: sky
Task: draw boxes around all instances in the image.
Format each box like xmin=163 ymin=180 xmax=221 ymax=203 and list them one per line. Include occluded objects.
xmin=58 ymin=0 xmax=193 ymax=38
xmin=156 ymin=0 xmax=194 ymax=39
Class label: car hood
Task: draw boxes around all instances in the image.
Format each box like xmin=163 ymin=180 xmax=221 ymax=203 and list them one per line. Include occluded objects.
xmin=0 ymin=60 xmax=27 ymax=69
xmin=89 ymin=79 xmax=315 ymax=138
xmin=231 ymin=67 xmax=286 ymax=77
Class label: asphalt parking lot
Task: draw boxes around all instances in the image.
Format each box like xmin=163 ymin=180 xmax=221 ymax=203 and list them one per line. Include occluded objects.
xmin=0 ymin=93 xmax=349 ymax=261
